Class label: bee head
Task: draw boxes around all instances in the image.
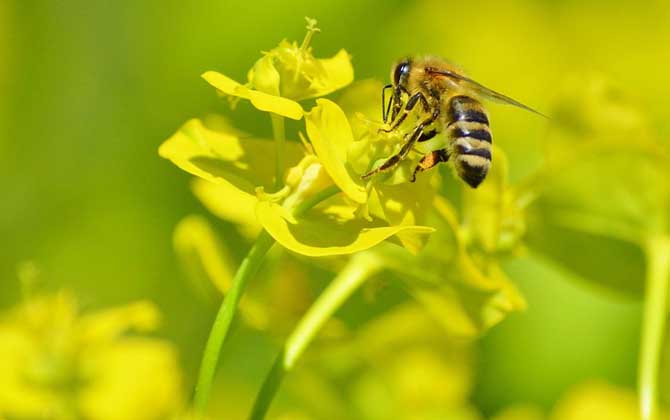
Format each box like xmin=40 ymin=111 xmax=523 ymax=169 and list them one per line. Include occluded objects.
xmin=392 ymin=58 xmax=411 ymax=88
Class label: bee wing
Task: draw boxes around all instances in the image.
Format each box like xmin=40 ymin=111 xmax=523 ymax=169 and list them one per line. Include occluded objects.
xmin=426 ymin=67 xmax=548 ymax=118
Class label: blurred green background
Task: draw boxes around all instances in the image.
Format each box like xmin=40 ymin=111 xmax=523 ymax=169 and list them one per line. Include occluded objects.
xmin=2 ymin=0 xmax=668 ymax=418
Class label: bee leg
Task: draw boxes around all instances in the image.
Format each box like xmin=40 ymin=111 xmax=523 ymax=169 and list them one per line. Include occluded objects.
xmin=380 ymin=91 xmax=429 ymax=133
xmin=363 ymin=109 xmax=440 ymax=179
xmin=389 ymin=85 xmax=408 ymax=122
xmin=381 ymin=84 xmax=393 ymax=123
xmin=411 ymin=149 xmax=450 ymax=182
xmin=417 ymin=129 xmax=437 ymax=142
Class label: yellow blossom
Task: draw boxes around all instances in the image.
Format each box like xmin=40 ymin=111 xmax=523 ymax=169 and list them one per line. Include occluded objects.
xmin=202 ymin=17 xmax=353 ymax=120
xmin=0 ymin=292 xmax=183 ymax=420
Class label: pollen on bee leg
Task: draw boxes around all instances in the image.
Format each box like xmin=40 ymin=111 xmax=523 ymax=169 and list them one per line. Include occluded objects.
xmin=411 ymin=150 xmax=448 ymax=182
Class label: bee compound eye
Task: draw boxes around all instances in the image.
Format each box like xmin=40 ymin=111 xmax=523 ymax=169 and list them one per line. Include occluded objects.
xmin=394 ymin=61 xmax=410 ymax=85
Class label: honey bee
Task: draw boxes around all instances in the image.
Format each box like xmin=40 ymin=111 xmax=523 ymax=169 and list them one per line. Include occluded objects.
xmin=362 ymin=56 xmax=545 ymax=187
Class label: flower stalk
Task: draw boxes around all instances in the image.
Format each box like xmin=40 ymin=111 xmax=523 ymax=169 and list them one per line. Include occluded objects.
xmin=639 ymin=235 xmax=670 ymax=420
xmin=194 ymin=230 xmax=275 ymax=414
xmin=193 ymin=185 xmax=341 ymax=415
xmin=249 ymin=252 xmax=384 ymax=420
xmin=270 ymin=114 xmax=286 ymax=189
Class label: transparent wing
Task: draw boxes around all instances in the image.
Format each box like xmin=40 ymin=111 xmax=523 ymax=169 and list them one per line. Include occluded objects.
xmin=426 ymin=67 xmax=548 ymax=118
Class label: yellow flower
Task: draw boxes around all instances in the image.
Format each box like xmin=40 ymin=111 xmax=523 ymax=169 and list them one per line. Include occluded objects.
xmin=160 ymin=109 xmax=434 ymax=257
xmin=551 ymin=381 xmax=643 ymax=420
xmin=202 ymin=17 xmax=353 ymax=120
xmin=0 ymin=292 xmax=183 ymax=420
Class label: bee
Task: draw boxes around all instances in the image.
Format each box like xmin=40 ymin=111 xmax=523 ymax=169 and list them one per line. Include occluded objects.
xmin=362 ymin=56 xmax=545 ymax=187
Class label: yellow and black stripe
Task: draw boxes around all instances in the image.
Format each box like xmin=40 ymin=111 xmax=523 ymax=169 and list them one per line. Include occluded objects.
xmin=448 ymin=95 xmax=492 ymax=188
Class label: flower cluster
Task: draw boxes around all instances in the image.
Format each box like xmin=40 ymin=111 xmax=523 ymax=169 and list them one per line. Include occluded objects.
xmin=159 ymin=17 xmax=536 ymax=417
xmin=0 ymin=292 xmax=183 ymax=420
xmin=160 ymin=19 xmax=437 ymax=261
xmin=160 ymin=19 xmax=532 ymax=343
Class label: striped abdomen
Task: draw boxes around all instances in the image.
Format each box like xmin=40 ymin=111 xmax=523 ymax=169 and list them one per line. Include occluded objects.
xmin=447 ymin=95 xmax=492 ymax=188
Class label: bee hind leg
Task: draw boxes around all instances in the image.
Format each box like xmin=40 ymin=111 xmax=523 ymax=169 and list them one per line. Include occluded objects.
xmin=411 ymin=149 xmax=450 ymax=182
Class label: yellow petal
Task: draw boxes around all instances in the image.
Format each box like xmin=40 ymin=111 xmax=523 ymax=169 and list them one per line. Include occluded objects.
xmin=202 ymin=71 xmax=303 ymax=120
xmin=305 ymin=99 xmax=367 ymax=203
xmin=552 ymin=381 xmax=639 ymax=420
xmin=249 ymin=54 xmax=281 ymax=96
xmin=79 ymin=339 xmax=183 ymax=420
xmin=191 ymin=179 xmax=261 ymax=238
xmin=369 ymin=173 xmax=437 ymax=254
xmin=256 ymin=200 xmax=434 ymax=257
xmin=173 ymin=215 xmax=236 ymax=296
xmin=159 ymin=118 xmax=304 ymax=194
xmin=310 ymin=49 xmax=354 ymax=98
xmin=78 ymin=301 xmax=161 ymax=343
xmin=378 ymin=196 xmax=526 ymax=337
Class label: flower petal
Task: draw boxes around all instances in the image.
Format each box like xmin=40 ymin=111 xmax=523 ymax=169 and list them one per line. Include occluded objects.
xmin=173 ymin=215 xmax=236 ymax=296
xmin=367 ymin=173 xmax=437 ymax=254
xmin=159 ymin=118 xmax=304 ymax=194
xmin=256 ymin=200 xmax=434 ymax=257
xmin=305 ymin=99 xmax=367 ymax=203
xmin=79 ymin=339 xmax=183 ymax=420
xmin=375 ymin=197 xmax=526 ymax=337
xmin=191 ymin=179 xmax=261 ymax=238
xmin=311 ymin=49 xmax=354 ymax=98
xmin=202 ymin=71 xmax=303 ymax=120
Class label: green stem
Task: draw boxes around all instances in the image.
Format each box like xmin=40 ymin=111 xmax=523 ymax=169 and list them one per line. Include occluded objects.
xmin=639 ymin=235 xmax=670 ymax=420
xmin=249 ymin=253 xmax=383 ymax=420
xmin=194 ymin=230 xmax=275 ymax=414
xmin=193 ymin=186 xmax=341 ymax=416
xmin=292 ymin=185 xmax=340 ymax=218
xmin=270 ymin=114 xmax=286 ymax=189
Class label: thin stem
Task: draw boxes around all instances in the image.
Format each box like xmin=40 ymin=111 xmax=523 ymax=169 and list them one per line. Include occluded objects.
xmin=193 ymin=186 xmax=341 ymax=416
xmin=249 ymin=253 xmax=383 ymax=420
xmin=292 ymin=184 xmax=340 ymax=218
xmin=271 ymin=114 xmax=286 ymax=189
xmin=194 ymin=230 xmax=275 ymax=414
xmin=639 ymin=235 xmax=670 ymax=420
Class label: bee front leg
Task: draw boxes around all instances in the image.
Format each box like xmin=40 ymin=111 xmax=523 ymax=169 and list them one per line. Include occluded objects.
xmin=381 ymin=84 xmax=393 ymax=123
xmin=389 ymin=85 xmax=407 ymax=123
xmin=380 ymin=91 xmax=429 ymax=133
xmin=363 ymin=109 xmax=440 ymax=180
